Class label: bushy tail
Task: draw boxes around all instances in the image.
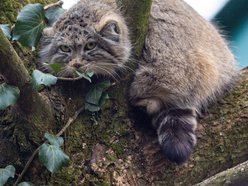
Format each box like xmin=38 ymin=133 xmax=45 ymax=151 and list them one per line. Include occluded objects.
xmin=152 ymin=108 xmax=197 ymax=164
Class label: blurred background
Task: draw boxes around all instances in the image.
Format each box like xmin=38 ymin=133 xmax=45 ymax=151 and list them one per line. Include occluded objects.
xmin=62 ymin=0 xmax=248 ymax=68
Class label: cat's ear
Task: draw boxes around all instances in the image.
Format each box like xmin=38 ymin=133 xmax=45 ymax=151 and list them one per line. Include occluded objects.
xmin=100 ymin=21 xmax=120 ymax=42
xmin=43 ymin=27 xmax=55 ymax=37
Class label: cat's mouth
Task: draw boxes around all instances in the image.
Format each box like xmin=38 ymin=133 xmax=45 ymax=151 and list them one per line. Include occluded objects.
xmin=56 ymin=65 xmax=93 ymax=78
xmin=56 ymin=66 xmax=82 ymax=78
xmin=55 ymin=63 xmax=121 ymax=79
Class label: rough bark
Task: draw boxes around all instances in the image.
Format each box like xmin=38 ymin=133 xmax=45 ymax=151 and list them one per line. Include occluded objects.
xmin=117 ymin=0 xmax=152 ymax=56
xmin=0 ymin=0 xmax=248 ymax=186
xmin=0 ymin=29 xmax=54 ymax=119
xmin=0 ymin=0 xmax=57 ymax=184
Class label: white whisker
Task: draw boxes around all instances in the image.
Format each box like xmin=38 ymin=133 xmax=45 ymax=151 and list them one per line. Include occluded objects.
xmin=93 ymin=66 xmax=119 ymax=81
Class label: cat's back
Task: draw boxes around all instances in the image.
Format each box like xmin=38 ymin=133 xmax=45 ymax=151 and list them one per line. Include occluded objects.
xmin=148 ymin=0 xmax=235 ymax=66
xmin=136 ymin=0 xmax=238 ymax=108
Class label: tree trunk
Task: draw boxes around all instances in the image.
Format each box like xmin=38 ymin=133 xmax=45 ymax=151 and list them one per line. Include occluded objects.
xmin=0 ymin=0 xmax=248 ymax=185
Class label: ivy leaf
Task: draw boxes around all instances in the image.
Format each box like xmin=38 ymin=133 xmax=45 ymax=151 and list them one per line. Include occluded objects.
xmin=0 ymin=24 xmax=11 ymax=39
xmin=85 ymin=83 xmax=106 ymax=105
xmin=85 ymin=81 xmax=111 ymax=112
xmin=39 ymin=143 xmax=69 ymax=173
xmin=48 ymin=63 xmax=62 ymax=73
xmin=44 ymin=133 xmax=64 ymax=147
xmin=12 ymin=3 xmax=45 ymax=48
xmin=75 ymin=71 xmax=94 ymax=83
xmin=85 ymin=103 xmax=101 ymax=112
xmin=86 ymin=72 xmax=94 ymax=78
xmin=85 ymin=92 xmax=109 ymax=112
xmin=18 ymin=182 xmax=34 ymax=186
xmin=99 ymin=92 xmax=109 ymax=107
xmin=45 ymin=5 xmax=65 ymax=26
xmin=0 ymin=83 xmax=20 ymax=110
xmin=0 ymin=165 xmax=15 ymax=186
xmin=32 ymin=70 xmax=57 ymax=88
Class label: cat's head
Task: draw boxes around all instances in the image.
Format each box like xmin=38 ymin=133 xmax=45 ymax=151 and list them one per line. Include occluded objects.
xmin=38 ymin=1 xmax=131 ymax=78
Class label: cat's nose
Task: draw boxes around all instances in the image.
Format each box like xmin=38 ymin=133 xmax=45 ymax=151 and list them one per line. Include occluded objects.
xmin=72 ymin=63 xmax=83 ymax=69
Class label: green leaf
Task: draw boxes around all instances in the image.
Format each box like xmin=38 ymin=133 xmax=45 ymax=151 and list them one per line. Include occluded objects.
xmin=12 ymin=3 xmax=45 ymax=47
xmin=44 ymin=133 xmax=64 ymax=147
xmin=86 ymin=72 xmax=94 ymax=78
xmin=45 ymin=5 xmax=65 ymax=26
xmin=85 ymin=92 xmax=109 ymax=112
xmin=0 ymin=165 xmax=15 ymax=186
xmin=0 ymin=24 xmax=11 ymax=39
xmin=39 ymin=143 xmax=69 ymax=173
xmin=85 ymin=80 xmax=110 ymax=105
xmin=85 ymin=85 xmax=104 ymax=106
xmin=85 ymin=102 xmax=101 ymax=112
xmin=75 ymin=71 xmax=94 ymax=83
xmin=85 ymin=81 xmax=111 ymax=112
xmin=48 ymin=63 xmax=62 ymax=73
xmin=0 ymin=83 xmax=20 ymax=110
xmin=32 ymin=70 xmax=57 ymax=88
xmin=18 ymin=182 xmax=34 ymax=186
xmin=99 ymin=92 xmax=109 ymax=107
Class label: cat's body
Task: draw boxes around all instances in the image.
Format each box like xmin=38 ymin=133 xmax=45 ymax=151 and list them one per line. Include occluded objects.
xmin=39 ymin=0 xmax=238 ymax=164
xmin=129 ymin=0 xmax=238 ymax=164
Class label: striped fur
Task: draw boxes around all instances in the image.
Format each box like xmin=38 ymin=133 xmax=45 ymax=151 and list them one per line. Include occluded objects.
xmin=153 ymin=109 xmax=197 ymax=164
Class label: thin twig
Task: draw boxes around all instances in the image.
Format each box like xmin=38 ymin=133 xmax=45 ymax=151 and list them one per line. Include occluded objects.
xmin=13 ymin=106 xmax=85 ymax=186
xmin=44 ymin=0 xmax=63 ymax=10
xmin=13 ymin=147 xmax=41 ymax=186
xmin=56 ymin=107 xmax=84 ymax=137
xmin=57 ymin=76 xmax=85 ymax=81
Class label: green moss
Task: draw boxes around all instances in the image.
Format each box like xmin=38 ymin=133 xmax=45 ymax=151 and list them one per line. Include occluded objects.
xmin=46 ymin=80 xmax=134 ymax=185
xmin=50 ymin=166 xmax=81 ymax=185
xmin=105 ymin=153 xmax=118 ymax=162
xmin=117 ymin=0 xmax=152 ymax=57
xmin=102 ymin=181 xmax=111 ymax=186
xmin=152 ymin=73 xmax=248 ymax=185
xmin=111 ymin=143 xmax=124 ymax=156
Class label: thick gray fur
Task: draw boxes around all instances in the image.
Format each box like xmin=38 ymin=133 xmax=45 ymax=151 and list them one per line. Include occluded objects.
xmin=129 ymin=0 xmax=238 ymax=164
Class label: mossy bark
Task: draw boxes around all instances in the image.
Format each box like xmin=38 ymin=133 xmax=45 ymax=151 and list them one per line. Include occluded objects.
xmin=0 ymin=0 xmax=248 ymax=186
xmin=116 ymin=0 xmax=152 ymax=56
xmin=0 ymin=0 xmax=57 ymax=184
xmin=0 ymin=29 xmax=54 ymax=120
xmin=47 ymin=68 xmax=248 ymax=186
xmin=196 ymin=160 xmax=248 ymax=186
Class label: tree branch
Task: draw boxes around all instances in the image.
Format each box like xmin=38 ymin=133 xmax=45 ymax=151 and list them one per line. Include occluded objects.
xmin=195 ymin=160 xmax=248 ymax=186
xmin=0 ymin=30 xmax=30 ymax=89
xmin=0 ymin=29 xmax=53 ymax=119
xmin=117 ymin=0 xmax=152 ymax=57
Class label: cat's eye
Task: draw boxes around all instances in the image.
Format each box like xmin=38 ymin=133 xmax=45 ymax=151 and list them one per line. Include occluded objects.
xmin=59 ymin=45 xmax=71 ymax=53
xmin=85 ymin=41 xmax=97 ymax=51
